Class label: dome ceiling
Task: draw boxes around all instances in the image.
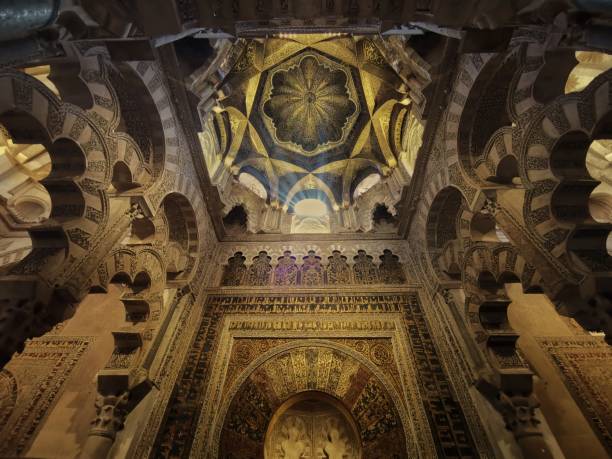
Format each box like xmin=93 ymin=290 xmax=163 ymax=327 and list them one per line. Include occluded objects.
xmin=216 ymin=34 xmax=409 ymax=212
xmin=262 ymin=52 xmax=359 ymax=156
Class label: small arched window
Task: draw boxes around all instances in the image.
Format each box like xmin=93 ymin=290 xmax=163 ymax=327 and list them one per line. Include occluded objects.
xmin=353 ymin=173 xmax=381 ymax=200
xmin=238 ymin=172 xmax=267 ymax=200
xmin=291 ymin=199 xmax=330 ymax=234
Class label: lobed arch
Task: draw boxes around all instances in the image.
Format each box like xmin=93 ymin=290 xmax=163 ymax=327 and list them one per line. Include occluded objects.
xmin=532 ymin=49 xmax=579 ymax=105
xmin=0 ymin=72 xmax=112 ymax=279
xmin=509 ymin=33 xmax=568 ymax=126
xmin=218 ymin=247 xmax=407 ymax=287
xmin=107 ymin=63 xmax=166 ymax=175
xmin=566 ymin=51 xmax=612 ymax=94
xmin=222 ymin=204 xmax=249 ymax=234
xmin=424 ymin=186 xmax=473 ymax=281
xmin=81 ymin=54 xmax=181 ymax=184
xmin=212 ymin=340 xmax=413 ymax=459
xmin=463 ymin=244 xmax=545 ymax=296
xmin=519 ymin=69 xmax=612 ymax=300
xmin=25 ymin=62 xmax=94 ymax=111
xmin=89 ymin=246 xmax=166 ymax=324
xmin=461 ymin=243 xmax=546 ymax=392
xmin=0 ymin=68 xmax=122 ymax=366
xmin=457 ymin=52 xmax=519 ymax=184
xmin=222 ymin=180 xmax=266 ymax=234
xmin=354 ymin=180 xmax=401 ymax=233
xmin=372 ymin=202 xmax=396 ymax=222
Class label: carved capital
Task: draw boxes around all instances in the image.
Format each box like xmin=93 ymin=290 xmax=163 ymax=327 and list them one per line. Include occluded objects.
xmin=498 ymin=392 xmax=542 ymax=439
xmin=89 ymin=392 xmax=130 ymax=440
xmin=128 ymin=203 xmax=145 ymax=220
xmin=481 ymin=198 xmax=500 ymax=216
xmin=440 ymin=288 xmax=455 ymax=305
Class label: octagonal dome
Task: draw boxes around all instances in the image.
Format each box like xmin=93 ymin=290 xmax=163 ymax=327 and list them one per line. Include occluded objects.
xmin=214 ymin=34 xmax=410 ymax=212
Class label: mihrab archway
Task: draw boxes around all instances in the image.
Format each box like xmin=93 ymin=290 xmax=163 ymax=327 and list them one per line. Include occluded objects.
xmin=264 ymin=391 xmax=362 ymax=459
xmin=217 ymin=342 xmax=409 ymax=459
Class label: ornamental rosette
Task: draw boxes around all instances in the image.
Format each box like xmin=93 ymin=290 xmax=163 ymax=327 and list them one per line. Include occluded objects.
xmin=263 ymin=54 xmax=357 ymax=155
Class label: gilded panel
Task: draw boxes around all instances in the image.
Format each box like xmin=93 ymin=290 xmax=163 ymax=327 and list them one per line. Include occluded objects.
xmin=151 ymin=293 xmax=480 ymax=459
xmin=537 ymin=336 xmax=612 ymax=454
xmin=0 ymin=336 xmax=93 ymax=456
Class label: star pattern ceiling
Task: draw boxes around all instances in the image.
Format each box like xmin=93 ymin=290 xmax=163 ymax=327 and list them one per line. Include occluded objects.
xmin=216 ymin=34 xmax=409 ymax=212
xmin=262 ymin=53 xmax=358 ymax=155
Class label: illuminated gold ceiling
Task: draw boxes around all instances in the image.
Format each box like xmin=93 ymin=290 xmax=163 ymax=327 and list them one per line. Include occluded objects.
xmin=216 ymin=34 xmax=409 ymax=211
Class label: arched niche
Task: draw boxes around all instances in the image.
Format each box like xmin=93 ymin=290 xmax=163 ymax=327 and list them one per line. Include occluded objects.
xmin=488 ymin=154 xmax=521 ymax=185
xmin=162 ymin=193 xmax=199 ymax=281
xmin=264 ymin=392 xmax=362 ymax=459
xmin=110 ymin=161 xmax=138 ymax=192
xmin=131 ymin=271 xmax=151 ymax=294
xmin=109 ymin=271 xmax=132 ymax=289
xmin=426 ymin=187 xmax=468 ymax=281
xmin=291 ymin=198 xmax=331 ymax=234
xmin=223 ymin=204 xmax=248 ymax=234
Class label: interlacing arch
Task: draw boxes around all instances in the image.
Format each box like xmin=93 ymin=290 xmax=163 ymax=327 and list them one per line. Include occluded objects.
xmin=440 ymin=36 xmax=612 ymax=338
xmin=90 ymin=246 xmax=166 ymax=371
xmin=0 ymin=68 xmax=116 ymax=365
xmin=457 ymin=50 xmax=520 ymax=185
xmin=221 ymin=181 xmax=265 ymax=233
xmin=0 ymin=73 xmax=110 ymax=274
xmin=423 ymin=182 xmax=550 ymax=391
xmin=0 ymin=46 xmax=180 ymax=367
xmin=461 ymin=243 xmax=546 ymax=392
xmin=519 ymin=69 xmax=612 ymax=318
xmin=509 ymin=30 xmax=570 ymax=127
